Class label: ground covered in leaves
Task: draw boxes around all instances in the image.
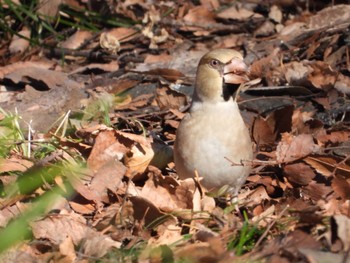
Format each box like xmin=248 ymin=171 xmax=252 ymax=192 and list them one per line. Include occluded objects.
xmin=0 ymin=0 xmax=350 ymax=262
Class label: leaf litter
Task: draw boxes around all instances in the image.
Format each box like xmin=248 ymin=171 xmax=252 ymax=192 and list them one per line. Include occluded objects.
xmin=0 ymin=1 xmax=350 ymax=262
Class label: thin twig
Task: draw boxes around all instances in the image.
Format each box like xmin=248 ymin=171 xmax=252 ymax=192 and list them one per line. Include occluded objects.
xmin=253 ymin=205 xmax=289 ymax=251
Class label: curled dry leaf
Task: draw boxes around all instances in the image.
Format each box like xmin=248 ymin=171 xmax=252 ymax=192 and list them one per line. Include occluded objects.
xmin=175 ymin=242 xmax=221 ymax=262
xmin=182 ymin=5 xmax=216 ymax=36
xmin=283 ymin=162 xmax=316 ymax=186
xmin=148 ymin=224 xmax=182 ymax=246
xmin=238 ymin=186 xmax=270 ymax=207
xmin=316 ymin=130 xmax=350 ymax=145
xmin=217 ymin=5 xmax=263 ymax=20
xmin=87 ymin=130 xmax=128 ymax=171
xmin=304 ymin=156 xmax=350 ymax=178
xmin=276 ymin=133 xmax=320 ymax=164
xmin=3 ymin=67 xmax=76 ymax=91
xmin=142 ymin=6 xmax=169 ymax=48
xmin=107 ymin=27 xmax=138 ymax=43
xmin=285 ymin=61 xmax=338 ymax=91
xmin=0 ymin=157 xmax=33 ymax=173
xmin=9 ymin=27 xmax=30 ymax=54
xmin=156 ymin=85 xmax=188 ymax=110
xmin=80 ymin=234 xmax=121 ymax=258
xmin=308 ymin=4 xmax=350 ymax=30
xmin=37 ymin=0 xmax=62 ymax=17
xmin=147 ymin=68 xmax=186 ymax=82
xmin=128 ymin=196 xmax=173 ymax=228
xmin=144 ymin=53 xmax=173 ymax=64
xmin=87 ymin=130 xmax=155 ymax=180
xmin=334 ymin=73 xmax=350 ymax=95
xmin=302 ymin=181 xmax=333 ymax=201
xmin=89 ymin=158 xmax=126 ymax=203
xmin=30 ymin=212 xmax=95 ymax=246
xmin=331 ymin=215 xmax=350 ymax=251
xmin=269 ymin=5 xmax=283 ymax=24
xmin=252 ymin=105 xmax=293 ymax=146
xmin=331 ymin=176 xmax=350 ymax=200
xmin=60 ymin=30 xmax=93 ymax=50
xmin=0 ymin=61 xmax=54 ymax=79
xmin=138 ymin=170 xmax=193 ymax=212
xmin=124 ymin=135 xmax=154 ymax=180
xmin=59 ymin=236 xmax=76 ymax=262
xmin=100 ymin=32 xmax=121 ymax=54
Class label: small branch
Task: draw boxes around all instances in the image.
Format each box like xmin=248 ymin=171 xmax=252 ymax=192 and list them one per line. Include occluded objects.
xmin=253 ymin=205 xmax=289 ymax=252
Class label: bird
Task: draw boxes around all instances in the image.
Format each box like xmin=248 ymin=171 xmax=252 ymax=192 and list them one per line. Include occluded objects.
xmin=174 ymin=49 xmax=253 ymax=197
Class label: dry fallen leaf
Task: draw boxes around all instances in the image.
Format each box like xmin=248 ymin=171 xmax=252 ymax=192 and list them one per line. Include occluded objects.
xmin=331 ymin=215 xmax=350 ymax=251
xmin=283 ymin=162 xmax=316 ymax=186
xmin=0 ymin=158 xmax=33 ymax=173
xmin=9 ymin=27 xmax=30 ymax=54
xmin=31 ymin=211 xmax=94 ymax=245
xmin=276 ymin=133 xmax=320 ymax=163
xmin=60 ymin=30 xmax=93 ymax=50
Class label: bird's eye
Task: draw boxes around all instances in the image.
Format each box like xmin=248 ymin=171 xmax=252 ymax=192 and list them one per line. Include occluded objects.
xmin=210 ymin=59 xmax=220 ymax=68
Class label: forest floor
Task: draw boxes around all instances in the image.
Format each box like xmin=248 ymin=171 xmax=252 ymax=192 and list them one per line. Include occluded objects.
xmin=0 ymin=1 xmax=350 ymax=262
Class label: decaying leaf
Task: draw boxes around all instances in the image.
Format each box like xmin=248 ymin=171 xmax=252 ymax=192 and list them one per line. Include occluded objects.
xmin=331 ymin=215 xmax=350 ymax=251
xmin=276 ymin=133 xmax=320 ymax=163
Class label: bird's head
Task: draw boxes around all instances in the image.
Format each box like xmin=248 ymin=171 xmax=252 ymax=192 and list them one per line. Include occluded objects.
xmin=193 ymin=49 xmax=249 ymax=103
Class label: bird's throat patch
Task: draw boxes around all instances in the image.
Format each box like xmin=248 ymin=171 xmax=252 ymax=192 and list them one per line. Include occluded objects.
xmin=222 ymin=82 xmax=239 ymax=101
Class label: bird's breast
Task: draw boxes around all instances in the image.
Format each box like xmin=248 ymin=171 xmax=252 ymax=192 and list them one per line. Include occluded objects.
xmin=174 ymin=101 xmax=253 ymax=191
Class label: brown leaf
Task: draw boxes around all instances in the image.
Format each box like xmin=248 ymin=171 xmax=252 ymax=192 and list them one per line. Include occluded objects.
xmin=252 ymin=105 xmax=293 ymax=146
xmin=72 ymin=61 xmax=120 ymax=74
xmin=175 ymin=242 xmax=221 ymax=262
xmin=31 ymin=212 xmax=94 ymax=245
xmin=302 ymin=181 xmax=333 ymax=201
xmin=316 ymin=130 xmax=350 ymax=144
xmin=308 ymin=5 xmax=350 ymax=30
xmin=334 ymin=73 xmax=350 ymax=95
xmin=139 ymin=171 xmax=192 ymax=211
xmin=0 ymin=60 xmax=54 ymax=79
xmin=0 ymin=157 xmax=33 ymax=173
xmin=115 ymin=94 xmax=153 ymax=111
xmin=155 ymin=85 xmax=188 ymax=110
xmin=0 ymin=202 xmax=29 ymax=227
xmin=299 ymin=249 xmax=348 ymax=263
xmin=331 ymin=176 xmax=350 ymax=200
xmin=147 ymin=68 xmax=185 ymax=82
xmin=128 ymin=196 xmax=168 ymax=227
xmin=4 ymin=67 xmax=71 ymax=90
xmin=283 ymin=162 xmax=316 ymax=186
xmin=124 ymin=135 xmax=154 ymax=180
xmin=60 ymin=30 xmax=93 ymax=50
xmin=106 ymin=27 xmax=138 ymax=43
xmin=217 ymin=6 xmax=263 ymax=20
xmin=331 ymin=214 xmax=350 ymax=251
xmin=239 ymin=186 xmax=270 ymax=207
xmin=276 ymin=133 xmax=319 ymax=163
xmin=80 ymin=234 xmax=121 ymax=258
xmin=307 ymin=61 xmax=337 ymax=91
xmin=200 ymin=0 xmax=219 ymax=10
xmin=304 ymin=156 xmax=350 ymax=178
xmin=68 ymin=201 xmax=96 ymax=215
xmin=58 ymin=236 xmax=76 ymax=262
xmin=148 ymin=224 xmax=182 ymax=245
xmin=37 ymin=0 xmax=62 ymax=17
xmin=9 ymin=27 xmax=30 ymax=54
xmin=87 ymin=130 xmax=126 ymax=171
xmin=90 ymin=158 xmax=126 ymax=203
xmin=144 ymin=53 xmax=173 ymax=64
xmin=183 ymin=5 xmax=216 ymax=25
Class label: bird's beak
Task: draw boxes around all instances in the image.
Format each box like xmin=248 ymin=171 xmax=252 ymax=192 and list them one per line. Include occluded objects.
xmin=223 ymin=58 xmax=249 ymax=84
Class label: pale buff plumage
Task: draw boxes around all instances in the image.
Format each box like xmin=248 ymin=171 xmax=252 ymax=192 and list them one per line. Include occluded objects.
xmin=174 ymin=49 xmax=253 ymax=195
